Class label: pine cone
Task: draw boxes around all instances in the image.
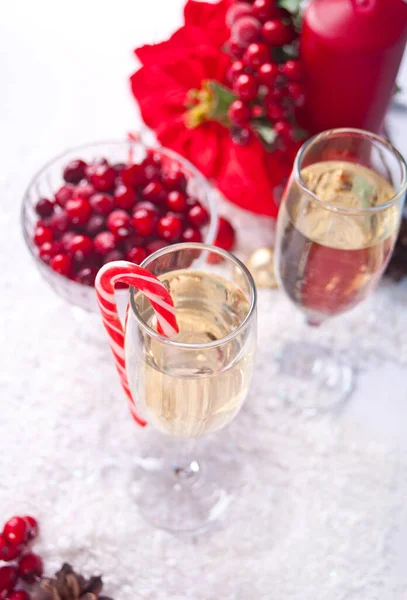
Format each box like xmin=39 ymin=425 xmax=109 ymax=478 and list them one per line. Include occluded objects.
xmin=31 ymin=564 xmax=113 ymax=600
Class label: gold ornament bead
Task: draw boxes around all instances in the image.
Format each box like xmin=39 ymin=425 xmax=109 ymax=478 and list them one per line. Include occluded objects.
xmin=246 ymin=247 xmax=278 ymax=289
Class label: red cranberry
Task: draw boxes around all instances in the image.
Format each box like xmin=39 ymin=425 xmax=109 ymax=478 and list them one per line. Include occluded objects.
xmin=18 ymin=553 xmax=43 ymax=584
xmin=228 ymin=100 xmax=251 ymax=126
xmin=34 ymin=226 xmax=53 ymax=247
xmin=227 ymin=40 xmax=244 ymax=58
xmin=85 ymin=214 xmax=105 ymax=237
xmin=90 ymin=165 xmax=116 ymax=192
xmin=252 ymin=103 xmax=265 ymax=118
xmin=0 ymin=535 xmax=22 ymax=562
xmin=24 ymin=517 xmax=38 ymax=541
xmin=67 ymin=234 xmax=94 ymax=260
xmin=157 ymin=214 xmax=183 ymax=243
xmin=141 ymin=181 xmax=166 ymax=205
xmin=274 ymin=120 xmax=293 ymax=139
xmin=131 ymin=207 xmax=158 ymax=237
xmin=233 ymin=73 xmax=258 ymax=101
xmin=257 ymin=62 xmax=279 ymax=86
xmin=287 ymin=82 xmax=305 ymax=107
xmin=89 ymin=193 xmax=114 ymax=216
xmin=112 ymin=162 xmax=126 ymax=174
xmin=134 ymin=200 xmax=156 ymax=211
xmin=226 ymin=60 xmax=246 ymax=84
xmin=122 ymin=235 xmax=145 ymax=255
xmin=226 ymin=2 xmax=252 ymax=27
xmin=281 ymin=59 xmax=302 ymax=81
xmin=142 ymin=152 xmax=162 ymax=181
xmin=209 ymin=218 xmax=236 ymax=262
xmin=65 ymin=198 xmax=92 ymax=226
xmin=187 ymin=204 xmax=209 ymax=228
xmin=76 ymin=267 xmax=98 ymax=286
xmin=262 ymin=19 xmax=295 ymax=46
xmin=73 ymin=182 xmax=95 ymax=200
xmin=94 ymin=231 xmax=116 ymax=255
xmin=103 ymin=250 xmax=125 ymax=264
xmin=266 ymin=100 xmax=288 ymax=121
xmin=48 ymin=211 xmax=69 ymax=236
xmin=231 ymin=126 xmax=253 ymax=146
xmin=145 ymin=239 xmax=169 ymax=256
xmin=126 ymin=246 xmax=147 ymax=264
xmin=35 ymin=198 xmax=54 ymax=218
xmin=0 ymin=566 xmax=18 ymax=594
xmin=252 ymin=0 xmax=280 ymax=22
xmin=63 ymin=159 xmax=87 ymax=184
xmin=39 ymin=241 xmax=61 ymax=263
xmin=166 ymin=190 xmax=187 ymax=213
xmin=107 ymin=209 xmax=131 ymax=239
xmin=114 ymin=185 xmax=137 ymax=211
xmin=161 ymin=169 xmax=187 ymax=192
xmin=55 ymin=185 xmax=74 ymax=207
xmin=8 ymin=590 xmax=30 ymax=600
xmin=3 ymin=518 xmax=28 ymax=546
xmin=60 ymin=231 xmax=75 ymax=251
xmin=120 ymin=164 xmax=146 ymax=188
xmin=231 ymin=16 xmax=261 ymax=48
xmin=243 ymin=42 xmax=269 ymax=67
xmin=181 ymin=227 xmax=203 ymax=243
xmin=50 ymin=254 xmax=72 ymax=276
xmin=85 ymin=158 xmax=109 ymax=179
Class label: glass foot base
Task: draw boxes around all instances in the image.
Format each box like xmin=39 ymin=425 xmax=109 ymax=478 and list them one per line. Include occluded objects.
xmin=274 ymin=341 xmax=354 ymax=414
xmin=129 ymin=437 xmax=242 ymax=533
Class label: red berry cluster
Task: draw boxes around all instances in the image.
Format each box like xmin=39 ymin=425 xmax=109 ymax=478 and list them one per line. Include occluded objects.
xmin=224 ymin=0 xmax=304 ymax=148
xmin=32 ymin=153 xmax=211 ymax=287
xmin=0 ymin=516 xmax=42 ymax=599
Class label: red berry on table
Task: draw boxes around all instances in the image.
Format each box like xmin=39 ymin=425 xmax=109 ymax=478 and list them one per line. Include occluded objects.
xmin=63 ymin=159 xmax=87 ymax=184
xmin=226 ymin=60 xmax=246 ymax=84
xmin=141 ymin=181 xmax=167 ymax=205
xmin=73 ymin=182 xmax=95 ymax=200
xmin=281 ymin=59 xmax=302 ymax=81
xmin=107 ymin=209 xmax=131 ymax=239
xmin=214 ymin=217 xmax=236 ymax=251
xmin=233 ymin=73 xmax=258 ymax=101
xmin=48 ymin=211 xmax=69 ymax=236
xmin=55 ymin=185 xmax=74 ymax=207
xmin=0 ymin=566 xmax=18 ymax=594
xmin=231 ymin=16 xmax=261 ymax=48
xmin=0 ymin=535 xmax=22 ymax=562
xmin=7 ymin=590 xmax=30 ymax=600
xmin=39 ymin=241 xmax=61 ymax=263
xmin=65 ymin=198 xmax=92 ymax=226
xmin=161 ymin=169 xmax=187 ymax=192
xmin=145 ymin=239 xmax=169 ymax=256
xmin=166 ymin=190 xmax=187 ymax=213
xmin=126 ymin=246 xmax=148 ymax=264
xmin=23 ymin=517 xmax=38 ymax=540
xmin=120 ymin=163 xmax=146 ymax=188
xmin=243 ymin=42 xmax=269 ymax=67
xmin=90 ymin=165 xmax=116 ymax=192
xmin=257 ymin=62 xmax=279 ymax=86
xmin=94 ymin=231 xmax=116 ymax=256
xmin=187 ymin=204 xmax=209 ymax=228
xmin=287 ymin=82 xmax=305 ymax=107
xmin=226 ymin=2 xmax=252 ymax=27
xmin=34 ymin=226 xmax=53 ymax=247
xmin=252 ymin=0 xmax=280 ymax=22
xmin=103 ymin=250 xmax=125 ymax=265
xmin=50 ymin=253 xmax=72 ymax=276
xmin=274 ymin=120 xmax=293 ymax=138
xmin=67 ymin=234 xmax=94 ymax=260
xmin=181 ymin=227 xmax=203 ymax=243
xmin=76 ymin=267 xmax=98 ymax=286
xmin=18 ymin=553 xmax=43 ymax=584
xmin=157 ymin=215 xmax=183 ymax=242
xmin=262 ymin=19 xmax=295 ymax=46
xmin=35 ymin=198 xmax=54 ymax=219
xmin=131 ymin=207 xmax=158 ymax=237
xmin=114 ymin=185 xmax=137 ymax=211
xmin=228 ymin=99 xmax=251 ymax=126
xmin=89 ymin=193 xmax=114 ymax=216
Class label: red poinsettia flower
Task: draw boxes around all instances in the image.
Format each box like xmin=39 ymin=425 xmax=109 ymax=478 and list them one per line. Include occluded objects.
xmin=130 ymin=0 xmax=291 ymax=217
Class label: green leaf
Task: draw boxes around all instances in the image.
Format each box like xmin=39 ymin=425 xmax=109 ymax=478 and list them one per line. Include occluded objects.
xmin=278 ymin=0 xmax=302 ymax=14
xmin=208 ymin=81 xmax=236 ymax=123
xmin=253 ymin=123 xmax=277 ymax=145
xmin=352 ymin=175 xmax=375 ymax=208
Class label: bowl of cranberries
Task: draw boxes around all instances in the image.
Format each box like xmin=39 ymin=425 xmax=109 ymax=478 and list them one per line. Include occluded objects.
xmin=22 ymin=140 xmax=218 ymax=312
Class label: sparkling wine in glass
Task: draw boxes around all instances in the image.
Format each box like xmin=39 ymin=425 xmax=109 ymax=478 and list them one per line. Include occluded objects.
xmin=274 ymin=128 xmax=407 ymax=411
xmin=125 ymin=244 xmax=257 ymax=531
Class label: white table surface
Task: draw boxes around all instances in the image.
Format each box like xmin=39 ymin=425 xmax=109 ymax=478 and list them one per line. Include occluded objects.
xmin=2 ymin=2 xmax=407 ymax=599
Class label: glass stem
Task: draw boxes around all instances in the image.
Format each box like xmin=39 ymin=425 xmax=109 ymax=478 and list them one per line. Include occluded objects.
xmin=171 ymin=439 xmax=200 ymax=486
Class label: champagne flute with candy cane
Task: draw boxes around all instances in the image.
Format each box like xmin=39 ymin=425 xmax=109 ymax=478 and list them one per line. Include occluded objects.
xmin=95 ymin=243 xmax=257 ymax=532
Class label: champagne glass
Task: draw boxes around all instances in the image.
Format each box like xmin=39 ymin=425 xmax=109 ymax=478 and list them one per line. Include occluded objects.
xmin=125 ymin=243 xmax=257 ymax=532
xmin=274 ymin=128 xmax=407 ymax=412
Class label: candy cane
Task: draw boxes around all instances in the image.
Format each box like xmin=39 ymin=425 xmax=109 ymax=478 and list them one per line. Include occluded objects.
xmin=95 ymin=261 xmax=179 ymax=426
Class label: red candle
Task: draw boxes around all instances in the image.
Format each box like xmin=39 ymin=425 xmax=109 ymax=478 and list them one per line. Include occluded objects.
xmin=301 ymin=0 xmax=407 ymax=134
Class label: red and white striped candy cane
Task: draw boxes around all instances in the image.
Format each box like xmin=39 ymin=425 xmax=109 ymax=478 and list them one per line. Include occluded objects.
xmin=95 ymin=260 xmax=179 ymax=427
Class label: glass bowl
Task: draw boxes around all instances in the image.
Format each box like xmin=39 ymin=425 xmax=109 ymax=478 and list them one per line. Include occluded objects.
xmin=21 ymin=140 xmax=218 ymax=313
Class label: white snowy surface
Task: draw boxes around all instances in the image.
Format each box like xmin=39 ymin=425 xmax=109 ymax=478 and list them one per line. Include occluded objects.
xmin=1 ymin=1 xmax=407 ymax=598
